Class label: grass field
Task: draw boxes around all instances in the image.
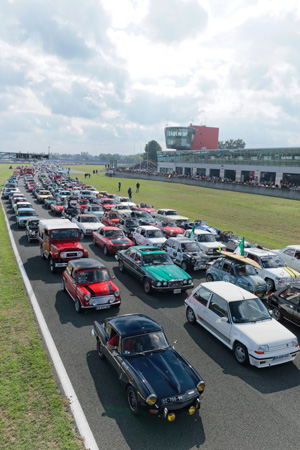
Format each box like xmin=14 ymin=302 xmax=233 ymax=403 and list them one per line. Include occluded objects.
xmin=64 ymin=164 xmax=299 ymax=249
xmin=1 ymin=162 xmax=299 ymax=448
xmin=0 ymin=166 xmax=84 ymax=450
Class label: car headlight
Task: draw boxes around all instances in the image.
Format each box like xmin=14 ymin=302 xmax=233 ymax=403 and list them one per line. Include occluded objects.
xmin=156 ymin=281 xmax=162 ymax=287
xmin=146 ymin=394 xmax=157 ymax=406
xmin=84 ymin=294 xmax=91 ymax=301
xmin=258 ymin=345 xmax=269 ymax=353
xmin=188 ymin=279 xmax=193 ymax=284
xmin=191 ymin=257 xmax=195 ymax=262
xmin=78 ymin=252 xmax=83 ymax=257
xmin=114 ymin=290 xmax=120 ymax=297
xmin=183 ymin=279 xmax=188 ymax=285
xmin=291 ymin=339 xmax=299 ymax=347
xmin=163 ymin=281 xmax=168 ymax=286
xmin=197 ymin=381 xmax=205 ymax=392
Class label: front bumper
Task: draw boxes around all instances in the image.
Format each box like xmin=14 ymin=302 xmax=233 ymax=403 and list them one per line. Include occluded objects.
xmin=152 ymin=281 xmax=193 ymax=293
xmin=249 ymin=348 xmax=299 ymax=368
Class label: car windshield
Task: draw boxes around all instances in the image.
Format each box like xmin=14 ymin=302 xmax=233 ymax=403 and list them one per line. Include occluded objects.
xmin=19 ymin=210 xmax=35 ymax=216
xmin=235 ymin=264 xmax=256 ymax=276
xmin=104 ymin=200 xmax=114 ymax=204
xmin=260 ymin=256 xmax=285 ymax=268
xmin=147 ymin=230 xmax=164 ymax=238
xmin=182 ymin=242 xmax=201 ymax=252
xmin=229 ymin=298 xmax=270 ymax=323
xmin=81 ymin=216 xmax=99 ymax=223
xmin=122 ymin=331 xmax=168 ymax=355
xmin=77 ymin=269 xmax=110 ymax=283
xmin=198 ymin=234 xmax=216 ymax=242
xmin=126 ymin=220 xmax=138 ymax=226
xmin=110 ymin=213 xmax=120 ymax=219
xmin=105 ymin=230 xmax=124 ymax=238
xmin=165 ymin=210 xmax=179 ymax=216
xmin=50 ymin=229 xmax=79 ymax=239
xmin=28 ymin=220 xmax=39 ymax=228
xmin=142 ymin=253 xmax=172 ymax=265
xmin=91 ymin=206 xmax=102 ymax=211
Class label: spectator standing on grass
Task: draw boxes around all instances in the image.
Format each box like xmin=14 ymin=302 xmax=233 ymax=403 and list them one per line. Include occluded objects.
xmin=128 ymin=187 xmax=132 ymax=200
xmin=118 ymin=181 xmax=121 ymax=191
xmin=136 ymin=182 xmax=140 ymax=193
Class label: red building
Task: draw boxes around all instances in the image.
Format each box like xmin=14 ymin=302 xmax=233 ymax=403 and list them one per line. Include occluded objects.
xmin=165 ymin=124 xmax=219 ymax=151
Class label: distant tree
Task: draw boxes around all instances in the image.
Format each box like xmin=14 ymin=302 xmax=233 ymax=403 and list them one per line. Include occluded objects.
xmin=218 ymin=139 xmax=246 ymax=149
xmin=143 ymin=140 xmax=162 ymax=165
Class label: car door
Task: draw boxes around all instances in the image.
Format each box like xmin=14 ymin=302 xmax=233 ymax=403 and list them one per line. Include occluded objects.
xmin=123 ymin=248 xmax=137 ymax=274
xmin=204 ymin=294 xmax=232 ymax=346
xmin=189 ymin=285 xmax=212 ymax=323
xmin=282 ymin=248 xmax=300 ymax=272
xmin=221 ymin=262 xmax=235 ymax=284
xmin=279 ymin=287 xmax=300 ymax=325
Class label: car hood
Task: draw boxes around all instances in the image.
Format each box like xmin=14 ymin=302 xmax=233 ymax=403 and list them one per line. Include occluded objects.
xmin=236 ymin=275 xmax=267 ymax=288
xmin=263 ymin=267 xmax=297 ymax=280
xmin=80 ymin=281 xmax=117 ymax=296
xmin=199 ymin=241 xmax=225 ymax=249
xmin=147 ymin=238 xmax=166 ymax=245
xmin=185 ymin=252 xmax=208 ymax=260
xmin=52 ymin=241 xmax=83 ymax=251
xmin=110 ymin=238 xmax=131 ymax=245
xmin=144 ymin=264 xmax=190 ymax=280
xmin=80 ymin=223 xmax=101 ymax=231
xmin=164 ymin=227 xmax=184 ymax=234
xmin=128 ymin=348 xmax=198 ymax=400
xmin=234 ymin=319 xmax=297 ymax=347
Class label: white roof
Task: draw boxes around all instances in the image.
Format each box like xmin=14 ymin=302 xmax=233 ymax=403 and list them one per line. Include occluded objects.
xmin=39 ymin=219 xmax=80 ymax=231
xmin=282 ymin=245 xmax=300 ymax=251
xmin=245 ymin=248 xmax=276 ymax=256
xmin=200 ymin=281 xmax=256 ymax=302
xmin=188 ymin=229 xmax=211 ymax=235
xmin=138 ymin=225 xmax=161 ymax=231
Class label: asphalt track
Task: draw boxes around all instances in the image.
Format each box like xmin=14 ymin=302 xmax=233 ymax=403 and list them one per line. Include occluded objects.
xmin=4 ymin=181 xmax=300 ymax=450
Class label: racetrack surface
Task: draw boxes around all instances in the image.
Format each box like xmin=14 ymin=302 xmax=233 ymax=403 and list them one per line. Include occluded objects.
xmin=4 ymin=180 xmax=300 ymax=450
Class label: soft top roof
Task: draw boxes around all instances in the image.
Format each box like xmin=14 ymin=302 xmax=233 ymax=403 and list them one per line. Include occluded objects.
xmin=106 ymin=314 xmax=162 ymax=337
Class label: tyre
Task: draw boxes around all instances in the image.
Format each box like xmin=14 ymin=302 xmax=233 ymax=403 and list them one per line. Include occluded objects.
xmin=49 ymin=257 xmax=56 ymax=274
xmin=61 ymin=278 xmax=66 ymax=291
xmin=97 ymin=339 xmax=105 ymax=359
xmin=234 ymin=342 xmax=248 ymax=365
xmin=266 ymin=278 xmax=275 ymax=292
xmin=27 ymin=233 xmax=31 ymax=243
xmin=272 ymin=307 xmax=282 ymax=322
xmin=143 ymin=278 xmax=152 ymax=294
xmin=186 ymin=306 xmax=196 ymax=324
xmin=103 ymin=245 xmax=108 ymax=256
xmin=119 ymin=259 xmax=125 ymax=272
xmin=127 ymin=387 xmax=139 ymax=415
xmin=40 ymin=246 xmax=45 ymax=259
xmin=75 ymin=297 xmax=82 ymax=313
xmin=181 ymin=261 xmax=188 ymax=272
xmin=80 ymin=230 xmax=84 ymax=239
xmin=206 ymin=273 xmax=214 ymax=282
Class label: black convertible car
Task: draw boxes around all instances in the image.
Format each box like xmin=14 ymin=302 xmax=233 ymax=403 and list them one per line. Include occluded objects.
xmin=92 ymin=314 xmax=205 ymax=421
xmin=267 ymin=284 xmax=300 ymax=326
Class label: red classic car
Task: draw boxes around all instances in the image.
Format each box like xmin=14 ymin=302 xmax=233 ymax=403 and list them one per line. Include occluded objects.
xmin=92 ymin=226 xmax=134 ymax=255
xmin=101 ymin=211 xmax=122 ymax=227
xmin=132 ymin=203 xmax=157 ymax=214
xmin=155 ymin=220 xmax=185 ymax=237
xmin=101 ymin=198 xmax=116 ymax=210
xmin=61 ymin=258 xmax=121 ymax=313
xmin=50 ymin=200 xmax=65 ymax=215
xmin=78 ymin=199 xmax=90 ymax=213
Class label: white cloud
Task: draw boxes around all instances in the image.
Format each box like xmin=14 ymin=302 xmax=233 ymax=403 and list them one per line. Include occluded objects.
xmin=0 ymin=0 xmax=300 ymax=154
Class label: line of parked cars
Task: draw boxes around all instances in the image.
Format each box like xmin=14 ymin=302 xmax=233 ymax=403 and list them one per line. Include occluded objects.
xmin=2 ymin=162 xmax=300 ymax=420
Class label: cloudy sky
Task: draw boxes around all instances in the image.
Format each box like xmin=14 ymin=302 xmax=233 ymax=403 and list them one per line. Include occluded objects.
xmin=1 ymin=0 xmax=300 ymax=155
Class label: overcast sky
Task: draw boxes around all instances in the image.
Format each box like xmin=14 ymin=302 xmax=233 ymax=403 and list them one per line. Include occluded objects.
xmin=1 ymin=0 xmax=300 ymax=155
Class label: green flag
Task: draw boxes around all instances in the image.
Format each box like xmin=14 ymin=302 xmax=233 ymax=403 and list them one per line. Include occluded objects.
xmin=190 ymin=224 xmax=195 ymax=239
xmin=237 ymin=237 xmax=244 ymax=256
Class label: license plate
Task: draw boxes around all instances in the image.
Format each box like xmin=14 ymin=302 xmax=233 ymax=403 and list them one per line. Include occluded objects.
xmin=95 ymin=305 xmax=110 ymax=310
xmin=273 ymin=354 xmax=289 ymax=360
xmin=173 ymin=289 xmax=182 ymax=294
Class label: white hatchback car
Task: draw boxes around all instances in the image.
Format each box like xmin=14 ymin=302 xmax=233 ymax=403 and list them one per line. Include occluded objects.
xmin=132 ymin=225 xmax=167 ymax=248
xmin=185 ymin=281 xmax=299 ymax=367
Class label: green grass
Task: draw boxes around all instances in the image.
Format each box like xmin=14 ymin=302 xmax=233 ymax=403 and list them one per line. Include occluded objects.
xmin=64 ymin=164 xmax=299 ymax=249
xmin=0 ymin=167 xmax=84 ymax=450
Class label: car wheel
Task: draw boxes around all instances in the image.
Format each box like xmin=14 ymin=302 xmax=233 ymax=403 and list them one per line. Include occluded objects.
xmin=206 ymin=273 xmax=214 ymax=282
xmin=61 ymin=279 xmax=66 ymax=291
xmin=97 ymin=339 xmax=105 ymax=359
xmin=234 ymin=342 xmax=248 ymax=365
xmin=127 ymin=387 xmax=139 ymax=415
xmin=49 ymin=257 xmax=56 ymax=274
xmin=103 ymin=245 xmax=108 ymax=256
xmin=80 ymin=230 xmax=84 ymax=239
xmin=272 ymin=307 xmax=283 ymax=322
xmin=40 ymin=246 xmax=45 ymax=259
xmin=143 ymin=278 xmax=152 ymax=294
xmin=181 ymin=261 xmax=188 ymax=272
xmin=75 ymin=297 xmax=82 ymax=313
xmin=186 ymin=306 xmax=196 ymax=324
xmin=119 ymin=259 xmax=125 ymax=272
xmin=266 ymin=278 xmax=275 ymax=292
xmin=27 ymin=233 xmax=31 ymax=243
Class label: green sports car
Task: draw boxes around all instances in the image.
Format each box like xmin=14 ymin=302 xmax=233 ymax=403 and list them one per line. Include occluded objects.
xmin=117 ymin=246 xmax=193 ymax=294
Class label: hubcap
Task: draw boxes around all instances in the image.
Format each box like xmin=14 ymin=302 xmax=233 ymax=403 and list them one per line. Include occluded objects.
xmin=235 ymin=345 xmax=245 ymax=363
xmin=187 ymin=308 xmax=195 ymax=322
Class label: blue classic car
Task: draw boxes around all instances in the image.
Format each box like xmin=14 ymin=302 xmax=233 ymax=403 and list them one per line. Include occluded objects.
xmin=92 ymin=314 xmax=205 ymax=421
xmin=206 ymin=252 xmax=268 ymax=298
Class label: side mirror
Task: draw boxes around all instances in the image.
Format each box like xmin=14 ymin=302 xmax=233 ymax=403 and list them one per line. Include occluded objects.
xmin=220 ymin=317 xmax=228 ymax=323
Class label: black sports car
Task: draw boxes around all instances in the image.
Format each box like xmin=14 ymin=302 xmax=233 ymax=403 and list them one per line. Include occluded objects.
xmin=92 ymin=314 xmax=205 ymax=421
xmin=267 ymin=284 xmax=300 ymax=326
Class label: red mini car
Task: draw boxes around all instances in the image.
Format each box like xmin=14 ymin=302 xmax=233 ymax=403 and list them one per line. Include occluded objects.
xmin=51 ymin=201 xmax=65 ymax=215
xmin=101 ymin=198 xmax=116 ymax=210
xmin=101 ymin=211 xmax=122 ymax=227
xmin=61 ymin=258 xmax=121 ymax=313
xmin=92 ymin=226 xmax=134 ymax=255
